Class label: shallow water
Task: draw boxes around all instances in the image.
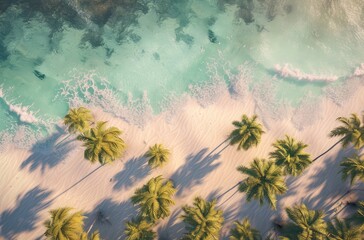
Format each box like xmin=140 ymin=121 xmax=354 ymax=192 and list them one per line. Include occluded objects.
xmin=0 ymin=0 xmax=363 ymax=145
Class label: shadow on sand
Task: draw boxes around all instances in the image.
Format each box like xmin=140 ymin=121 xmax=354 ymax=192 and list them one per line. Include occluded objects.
xmin=84 ymin=198 xmax=138 ymax=240
xmin=301 ymin=148 xmax=356 ymax=216
xmin=170 ymin=148 xmax=221 ymax=197
xmin=157 ymin=209 xmax=185 ymax=240
xmin=0 ymin=186 xmax=52 ymax=240
xmin=112 ymin=156 xmax=151 ymax=191
xmin=20 ymin=127 xmax=74 ymax=173
xmin=281 ymin=147 xmax=356 ymax=218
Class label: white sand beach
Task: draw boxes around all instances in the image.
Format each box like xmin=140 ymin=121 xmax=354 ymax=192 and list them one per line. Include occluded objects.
xmin=1 ymin=78 xmax=363 ymax=239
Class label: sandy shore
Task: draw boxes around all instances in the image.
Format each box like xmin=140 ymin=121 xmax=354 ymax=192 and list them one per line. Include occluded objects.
xmin=0 ymin=81 xmax=364 ymax=240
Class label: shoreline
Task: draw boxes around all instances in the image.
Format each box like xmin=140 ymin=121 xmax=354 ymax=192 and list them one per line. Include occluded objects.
xmin=0 ymin=81 xmax=364 ymax=239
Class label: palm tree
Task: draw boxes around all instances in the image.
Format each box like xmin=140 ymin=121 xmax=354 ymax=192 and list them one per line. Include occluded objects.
xmin=330 ymin=113 xmax=364 ymax=149
xmin=340 ymin=155 xmax=364 ymax=185
xmin=79 ymin=231 xmax=101 ymax=240
xmin=350 ymin=201 xmax=364 ymax=226
xmin=313 ymin=113 xmax=364 ymax=162
xmin=237 ymin=159 xmax=287 ymax=209
xmin=181 ymin=197 xmax=224 ymax=240
xmin=145 ymin=144 xmax=170 ymax=168
xmin=124 ymin=218 xmax=156 ymax=240
xmin=64 ymin=107 xmax=94 ymax=134
xmin=230 ymin=114 xmax=265 ymax=151
xmin=229 ymin=218 xmax=261 ymax=240
xmin=60 ymin=107 xmax=94 ymax=143
xmin=327 ymin=218 xmax=362 ymax=240
xmin=77 ymin=121 xmax=126 ymax=164
xmin=279 ymin=204 xmax=327 ymax=240
xmin=44 ymin=207 xmax=85 ymax=240
xmin=269 ymin=135 xmax=311 ymax=176
xmin=131 ymin=175 xmax=176 ymax=222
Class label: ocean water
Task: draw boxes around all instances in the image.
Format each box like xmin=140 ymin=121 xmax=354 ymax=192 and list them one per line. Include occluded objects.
xmin=0 ymin=0 xmax=364 ymax=146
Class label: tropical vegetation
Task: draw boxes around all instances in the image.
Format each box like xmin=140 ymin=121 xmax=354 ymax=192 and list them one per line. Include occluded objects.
xmin=229 ymin=114 xmax=265 ymax=151
xmin=329 ymin=113 xmax=364 ymax=150
xmin=350 ymin=201 xmax=364 ymax=226
xmin=269 ymin=135 xmax=311 ymax=176
xmin=279 ymin=204 xmax=327 ymax=240
xmin=77 ymin=121 xmax=126 ymax=164
xmin=340 ymin=155 xmax=364 ymax=185
xmin=145 ymin=144 xmax=170 ymax=168
xmin=79 ymin=231 xmax=100 ymax=240
xmin=43 ymin=111 xmax=364 ymax=240
xmin=327 ymin=217 xmax=362 ymax=240
xmin=64 ymin=107 xmax=94 ymax=134
xmin=181 ymin=197 xmax=224 ymax=240
xmin=131 ymin=175 xmax=176 ymax=223
xmin=44 ymin=207 xmax=85 ymax=240
xmin=237 ymin=158 xmax=287 ymax=209
xmin=124 ymin=218 xmax=156 ymax=240
xmin=229 ymin=218 xmax=261 ymax=240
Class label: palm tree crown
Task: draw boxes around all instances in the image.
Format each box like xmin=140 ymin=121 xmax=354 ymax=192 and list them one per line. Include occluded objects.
xmin=269 ymin=135 xmax=311 ymax=176
xmin=79 ymin=231 xmax=100 ymax=240
xmin=350 ymin=201 xmax=364 ymax=226
xmin=340 ymin=155 xmax=364 ymax=185
xmin=329 ymin=113 xmax=364 ymax=149
xmin=327 ymin=218 xmax=362 ymax=240
xmin=124 ymin=218 xmax=156 ymax=240
xmin=145 ymin=144 xmax=170 ymax=168
xmin=237 ymin=158 xmax=287 ymax=209
xmin=77 ymin=121 xmax=126 ymax=164
xmin=181 ymin=197 xmax=224 ymax=240
xmin=230 ymin=114 xmax=265 ymax=150
xmin=280 ymin=204 xmax=327 ymax=240
xmin=229 ymin=218 xmax=261 ymax=240
xmin=64 ymin=107 xmax=94 ymax=134
xmin=131 ymin=175 xmax=176 ymax=222
xmin=44 ymin=207 xmax=85 ymax=240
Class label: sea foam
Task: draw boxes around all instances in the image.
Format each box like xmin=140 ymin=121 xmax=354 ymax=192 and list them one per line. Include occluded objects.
xmin=275 ymin=64 xmax=338 ymax=82
xmin=0 ymin=88 xmax=39 ymax=124
xmin=353 ymin=63 xmax=364 ymax=76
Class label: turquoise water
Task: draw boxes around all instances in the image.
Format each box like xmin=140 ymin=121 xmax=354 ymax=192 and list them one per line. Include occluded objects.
xmin=0 ymin=0 xmax=364 ymax=143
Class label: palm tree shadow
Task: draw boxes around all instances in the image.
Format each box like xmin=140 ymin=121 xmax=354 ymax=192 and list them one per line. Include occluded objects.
xmin=231 ymin=198 xmax=276 ymax=238
xmin=157 ymin=209 xmax=185 ymax=240
xmin=0 ymin=186 xmax=52 ymax=240
xmin=84 ymin=198 xmax=138 ymax=240
xmin=300 ymin=147 xmax=356 ymax=216
xmin=170 ymin=148 xmax=221 ymax=197
xmin=20 ymin=126 xmax=74 ymax=173
xmin=112 ymin=156 xmax=151 ymax=191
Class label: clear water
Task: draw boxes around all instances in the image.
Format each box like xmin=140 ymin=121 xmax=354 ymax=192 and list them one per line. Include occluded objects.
xmin=0 ymin=0 xmax=364 ymax=144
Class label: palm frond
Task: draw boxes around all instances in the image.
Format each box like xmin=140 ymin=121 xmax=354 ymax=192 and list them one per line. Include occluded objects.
xmin=77 ymin=121 xmax=126 ymax=164
xmin=44 ymin=207 xmax=85 ymax=240
xmin=237 ymin=159 xmax=287 ymax=209
xmin=340 ymin=155 xmax=364 ymax=185
xmin=181 ymin=197 xmax=224 ymax=240
xmin=229 ymin=114 xmax=265 ymax=151
xmin=131 ymin=176 xmax=176 ymax=222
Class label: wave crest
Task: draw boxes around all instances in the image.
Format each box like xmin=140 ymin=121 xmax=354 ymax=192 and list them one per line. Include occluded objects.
xmin=275 ymin=64 xmax=338 ymax=82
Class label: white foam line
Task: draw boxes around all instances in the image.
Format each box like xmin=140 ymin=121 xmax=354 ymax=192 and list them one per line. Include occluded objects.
xmin=275 ymin=64 xmax=338 ymax=82
xmin=0 ymin=88 xmax=39 ymax=124
xmin=352 ymin=63 xmax=364 ymax=77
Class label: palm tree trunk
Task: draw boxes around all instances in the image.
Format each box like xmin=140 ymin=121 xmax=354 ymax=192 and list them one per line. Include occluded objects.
xmin=86 ymin=213 xmax=98 ymax=234
xmin=217 ymin=188 xmax=240 ymax=207
xmin=49 ymin=164 xmax=104 ymax=202
xmin=331 ymin=188 xmax=364 ymax=218
xmin=216 ymin=181 xmax=241 ymax=201
xmin=312 ymin=137 xmax=344 ymax=162
xmin=55 ymin=134 xmax=72 ymax=147
xmin=206 ymin=137 xmax=231 ymax=157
